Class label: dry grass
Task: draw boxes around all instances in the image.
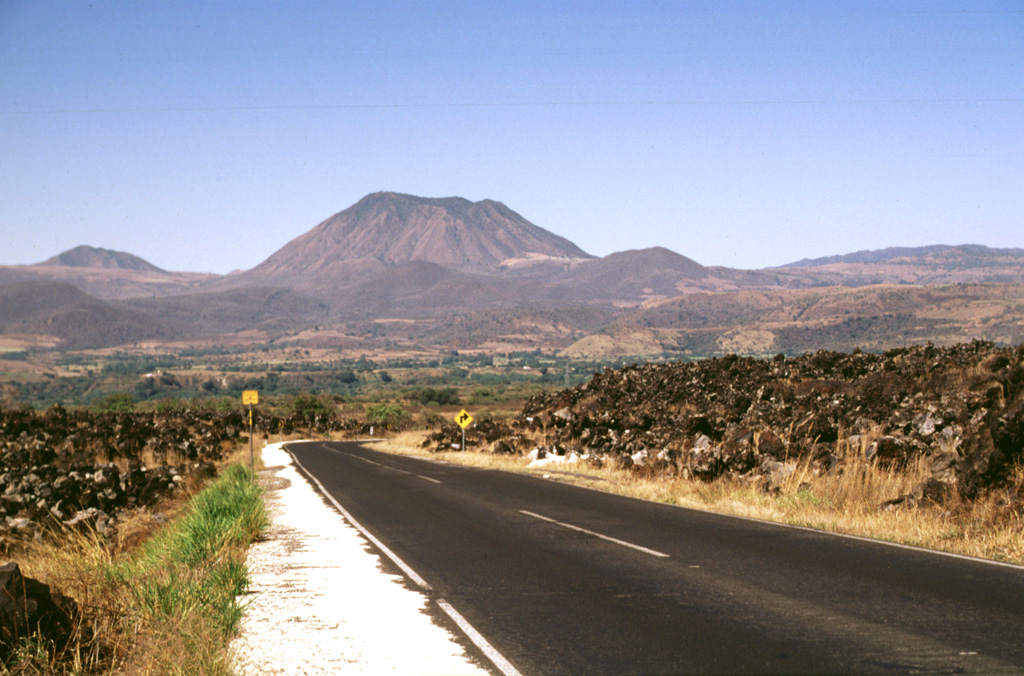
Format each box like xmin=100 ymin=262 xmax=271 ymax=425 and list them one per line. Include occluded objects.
xmin=373 ymin=431 xmax=1024 ymax=566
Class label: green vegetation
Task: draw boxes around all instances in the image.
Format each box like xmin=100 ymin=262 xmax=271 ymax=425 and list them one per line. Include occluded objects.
xmin=6 ymin=349 xmax=621 ymax=410
xmin=289 ymin=393 xmax=338 ymax=431
xmin=408 ymin=386 xmax=461 ymax=406
xmin=0 ymin=350 xmax=29 ymax=361
xmin=113 ymin=464 xmax=265 ymax=633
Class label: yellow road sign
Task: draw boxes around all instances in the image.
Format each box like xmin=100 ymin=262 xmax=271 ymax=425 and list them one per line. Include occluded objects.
xmin=242 ymin=390 xmax=259 ymax=405
xmin=454 ymin=409 xmax=473 ymax=429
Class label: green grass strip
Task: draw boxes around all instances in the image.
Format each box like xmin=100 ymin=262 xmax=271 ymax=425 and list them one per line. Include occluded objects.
xmin=106 ymin=464 xmax=267 ymax=674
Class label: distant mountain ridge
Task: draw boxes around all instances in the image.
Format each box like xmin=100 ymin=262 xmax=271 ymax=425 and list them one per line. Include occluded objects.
xmin=782 ymin=244 xmax=1024 ymax=268
xmin=2 ymin=192 xmax=1022 ymax=354
xmin=0 ymin=246 xmax=216 ymax=301
xmin=36 ymin=245 xmax=166 ymax=272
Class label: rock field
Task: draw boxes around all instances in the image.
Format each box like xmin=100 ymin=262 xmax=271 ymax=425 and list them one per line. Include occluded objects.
xmin=429 ymin=341 xmax=1024 ymax=509
xmin=0 ymin=405 xmax=247 ymax=547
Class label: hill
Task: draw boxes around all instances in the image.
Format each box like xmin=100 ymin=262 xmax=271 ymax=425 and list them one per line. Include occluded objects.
xmin=782 ymin=244 xmax=1024 ymax=268
xmin=123 ymin=287 xmax=331 ymax=337
xmin=0 ymin=280 xmax=175 ymax=347
xmin=561 ymin=283 xmax=1024 ymax=359
xmin=37 ymin=245 xmax=166 ymax=272
xmin=0 ymin=246 xmax=218 ymax=301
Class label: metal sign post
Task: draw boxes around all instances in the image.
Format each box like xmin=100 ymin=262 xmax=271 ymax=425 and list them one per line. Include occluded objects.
xmin=243 ymin=390 xmax=259 ymax=475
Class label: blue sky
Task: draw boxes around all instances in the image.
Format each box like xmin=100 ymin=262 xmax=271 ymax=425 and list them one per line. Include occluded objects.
xmin=1 ymin=1 xmax=1021 ymax=273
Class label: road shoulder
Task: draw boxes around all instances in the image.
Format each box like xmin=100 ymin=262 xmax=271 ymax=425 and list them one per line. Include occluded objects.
xmin=230 ymin=442 xmax=488 ymax=675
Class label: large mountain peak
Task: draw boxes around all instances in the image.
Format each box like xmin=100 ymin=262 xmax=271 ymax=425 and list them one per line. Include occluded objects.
xmin=246 ymin=192 xmax=593 ymax=288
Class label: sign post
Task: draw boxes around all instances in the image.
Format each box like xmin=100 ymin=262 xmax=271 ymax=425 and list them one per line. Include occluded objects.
xmin=243 ymin=390 xmax=259 ymax=474
xmin=454 ymin=408 xmax=473 ymax=451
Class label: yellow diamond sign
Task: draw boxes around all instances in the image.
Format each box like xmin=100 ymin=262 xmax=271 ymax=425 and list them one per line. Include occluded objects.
xmin=454 ymin=409 xmax=473 ymax=429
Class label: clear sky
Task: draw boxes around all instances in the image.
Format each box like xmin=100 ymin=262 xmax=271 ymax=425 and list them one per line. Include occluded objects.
xmin=1 ymin=1 xmax=1021 ymax=274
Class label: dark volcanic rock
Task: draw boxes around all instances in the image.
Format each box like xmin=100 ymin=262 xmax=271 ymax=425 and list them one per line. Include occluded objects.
xmin=0 ymin=562 xmax=77 ymax=661
xmin=513 ymin=341 xmax=1024 ymax=501
xmin=0 ymin=404 xmax=263 ymax=545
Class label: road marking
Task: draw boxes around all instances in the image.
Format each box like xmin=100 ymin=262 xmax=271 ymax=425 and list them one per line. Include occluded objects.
xmin=715 ymin=508 xmax=1024 ymax=571
xmin=437 ymin=600 xmax=522 ymax=676
xmin=514 ymin=445 xmax=1024 ymax=573
xmin=286 ymin=447 xmax=432 ymax=590
xmin=285 ymin=445 xmax=519 ymax=676
xmin=520 ymin=510 xmax=670 ymax=558
xmin=321 ymin=443 xmax=444 ymax=483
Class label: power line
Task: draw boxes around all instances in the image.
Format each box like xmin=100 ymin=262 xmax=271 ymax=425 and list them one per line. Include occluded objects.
xmin=3 ymin=97 xmax=1022 ymax=116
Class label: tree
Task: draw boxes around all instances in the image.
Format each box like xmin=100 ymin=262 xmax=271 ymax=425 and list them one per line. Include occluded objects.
xmin=292 ymin=394 xmax=336 ymax=435
xmin=365 ymin=403 xmax=410 ymax=431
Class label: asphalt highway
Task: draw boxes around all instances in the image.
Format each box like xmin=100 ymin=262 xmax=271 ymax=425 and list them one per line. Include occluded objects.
xmin=286 ymin=440 xmax=1024 ymax=676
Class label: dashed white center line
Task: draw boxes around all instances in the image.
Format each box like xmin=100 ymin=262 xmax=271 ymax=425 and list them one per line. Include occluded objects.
xmin=519 ymin=510 xmax=670 ymax=558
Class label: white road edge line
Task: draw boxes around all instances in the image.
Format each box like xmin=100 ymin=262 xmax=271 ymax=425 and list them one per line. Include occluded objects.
xmin=285 ymin=447 xmax=432 ymax=590
xmin=285 ymin=445 xmax=521 ymax=676
xmin=437 ymin=599 xmax=523 ymax=676
xmin=520 ymin=510 xmax=670 ymax=558
xmin=417 ymin=474 xmax=442 ymax=484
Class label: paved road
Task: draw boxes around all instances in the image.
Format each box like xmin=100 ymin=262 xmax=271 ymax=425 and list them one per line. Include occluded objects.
xmin=286 ymin=440 xmax=1024 ymax=675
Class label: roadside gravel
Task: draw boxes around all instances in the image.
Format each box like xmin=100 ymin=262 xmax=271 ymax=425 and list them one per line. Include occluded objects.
xmin=230 ymin=442 xmax=488 ymax=675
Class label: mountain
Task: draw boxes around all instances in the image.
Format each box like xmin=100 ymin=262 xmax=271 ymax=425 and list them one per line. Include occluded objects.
xmin=520 ymin=247 xmax=711 ymax=304
xmin=222 ymin=192 xmax=593 ymax=290
xmin=3 ymin=193 xmax=1022 ymax=355
xmin=36 ymin=245 xmax=166 ymax=272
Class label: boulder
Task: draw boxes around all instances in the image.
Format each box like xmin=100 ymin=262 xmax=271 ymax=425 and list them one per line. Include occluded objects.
xmin=865 ymin=436 xmax=910 ymax=469
xmin=491 ymin=439 xmax=517 ymax=455
xmin=0 ymin=562 xmax=77 ymax=661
